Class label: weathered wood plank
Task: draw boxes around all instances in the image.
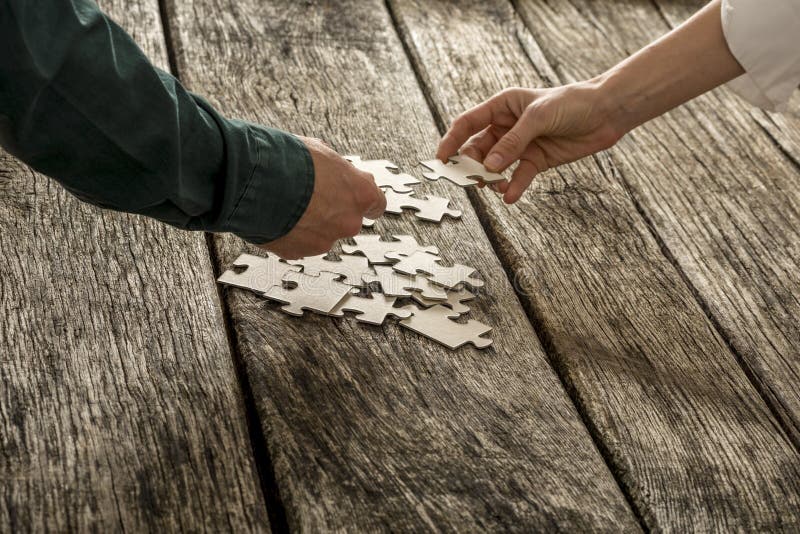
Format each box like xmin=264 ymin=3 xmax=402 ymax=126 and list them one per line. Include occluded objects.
xmin=0 ymin=1 xmax=269 ymax=531
xmin=164 ymin=0 xmax=640 ymax=530
xmin=517 ymin=0 xmax=800 ymax=450
xmin=388 ymin=0 xmax=800 ymax=530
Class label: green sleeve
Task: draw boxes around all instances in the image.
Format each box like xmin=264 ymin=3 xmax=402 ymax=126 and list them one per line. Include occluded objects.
xmin=0 ymin=0 xmax=314 ymax=244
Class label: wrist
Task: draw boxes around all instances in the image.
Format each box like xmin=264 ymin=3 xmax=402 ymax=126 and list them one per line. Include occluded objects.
xmin=592 ymin=67 xmax=647 ymax=139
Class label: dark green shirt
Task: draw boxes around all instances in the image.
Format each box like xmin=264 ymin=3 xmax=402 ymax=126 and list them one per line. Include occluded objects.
xmin=0 ymin=0 xmax=314 ymax=244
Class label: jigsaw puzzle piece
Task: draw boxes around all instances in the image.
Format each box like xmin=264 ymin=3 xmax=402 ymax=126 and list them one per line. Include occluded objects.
xmin=342 ymin=234 xmax=439 ymax=264
xmin=264 ymin=271 xmax=350 ymax=316
xmin=383 ymin=190 xmax=461 ymax=223
xmin=330 ymin=292 xmax=413 ymax=325
xmin=217 ymin=253 xmax=300 ymax=295
xmin=420 ymin=154 xmax=505 ymax=187
xmin=362 ymin=265 xmax=414 ymax=297
xmin=386 ymin=250 xmax=484 ymax=289
xmin=345 ymin=155 xmax=420 ymax=193
xmin=361 ymin=266 xmax=446 ymax=300
xmin=288 ymin=253 xmax=373 ymax=286
xmin=412 ymin=287 xmax=475 ymax=314
xmin=409 ymin=274 xmax=448 ymax=301
xmin=399 ymin=304 xmax=493 ymax=350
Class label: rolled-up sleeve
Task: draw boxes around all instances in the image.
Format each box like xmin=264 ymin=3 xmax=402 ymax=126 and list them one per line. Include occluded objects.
xmin=721 ymin=0 xmax=800 ymax=111
xmin=0 ymin=0 xmax=314 ymax=244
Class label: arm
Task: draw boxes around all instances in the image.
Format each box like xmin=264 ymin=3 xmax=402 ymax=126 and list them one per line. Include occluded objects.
xmin=600 ymin=0 xmax=744 ymax=134
xmin=437 ymin=0 xmax=745 ymax=204
xmin=0 ymin=0 xmax=383 ymax=256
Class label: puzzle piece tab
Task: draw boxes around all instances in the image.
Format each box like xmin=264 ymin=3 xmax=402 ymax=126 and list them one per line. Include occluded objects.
xmin=264 ymin=271 xmax=350 ymax=316
xmin=385 ymin=251 xmax=484 ymax=289
xmin=288 ymin=253 xmax=372 ymax=286
xmin=342 ymin=234 xmax=439 ymax=264
xmin=384 ymin=190 xmax=461 ymax=223
xmin=420 ymin=155 xmax=505 ymax=187
xmin=400 ymin=304 xmax=492 ymax=349
xmin=217 ymin=253 xmax=300 ymax=295
xmin=345 ymin=156 xmax=420 ymax=193
xmin=331 ymin=292 xmax=412 ymax=325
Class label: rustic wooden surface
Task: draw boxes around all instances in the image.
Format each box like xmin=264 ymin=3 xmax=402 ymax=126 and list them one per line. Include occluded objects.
xmin=388 ymin=0 xmax=800 ymax=530
xmin=0 ymin=1 xmax=269 ymax=531
xmin=4 ymin=0 xmax=800 ymax=531
xmin=163 ymin=0 xmax=644 ymax=530
xmin=516 ymin=0 xmax=800 ymax=449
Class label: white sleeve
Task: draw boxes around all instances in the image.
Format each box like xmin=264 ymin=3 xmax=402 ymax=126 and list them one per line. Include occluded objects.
xmin=721 ymin=0 xmax=800 ymax=111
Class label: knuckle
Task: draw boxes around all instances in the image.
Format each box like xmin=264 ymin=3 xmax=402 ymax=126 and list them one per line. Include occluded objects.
xmin=499 ymin=130 xmax=523 ymax=150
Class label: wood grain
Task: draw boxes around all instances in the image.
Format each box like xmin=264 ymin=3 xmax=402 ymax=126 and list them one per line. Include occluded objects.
xmin=163 ymin=0 xmax=640 ymax=530
xmin=517 ymin=0 xmax=800 ymax=450
xmin=0 ymin=1 xmax=269 ymax=531
xmin=388 ymin=0 xmax=800 ymax=530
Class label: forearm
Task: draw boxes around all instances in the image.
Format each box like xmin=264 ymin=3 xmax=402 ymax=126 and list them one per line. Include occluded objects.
xmin=0 ymin=0 xmax=313 ymax=244
xmin=597 ymin=0 xmax=745 ymax=135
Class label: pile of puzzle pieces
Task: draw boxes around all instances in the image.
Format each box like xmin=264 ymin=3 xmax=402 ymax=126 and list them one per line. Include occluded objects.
xmin=218 ymin=234 xmax=491 ymax=349
xmin=218 ymin=154 xmax=506 ymax=350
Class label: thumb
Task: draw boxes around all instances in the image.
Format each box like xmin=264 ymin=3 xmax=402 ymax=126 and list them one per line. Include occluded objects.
xmin=359 ymin=175 xmax=386 ymax=220
xmin=483 ymin=105 xmax=547 ymax=172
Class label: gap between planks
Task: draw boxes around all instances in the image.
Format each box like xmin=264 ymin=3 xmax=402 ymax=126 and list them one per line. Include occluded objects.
xmin=383 ymin=0 xmax=648 ymax=528
xmin=157 ymin=1 xmax=290 ymax=530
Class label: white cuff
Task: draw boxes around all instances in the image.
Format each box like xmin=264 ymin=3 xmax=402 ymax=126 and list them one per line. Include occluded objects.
xmin=721 ymin=0 xmax=800 ymax=111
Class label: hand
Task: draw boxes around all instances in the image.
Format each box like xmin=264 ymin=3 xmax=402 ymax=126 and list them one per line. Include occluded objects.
xmin=261 ymin=137 xmax=386 ymax=259
xmin=436 ymin=83 xmax=624 ymax=204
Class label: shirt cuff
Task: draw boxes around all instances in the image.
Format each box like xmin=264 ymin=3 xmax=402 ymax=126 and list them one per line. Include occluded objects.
xmin=225 ymin=124 xmax=315 ymax=245
xmin=721 ymin=0 xmax=800 ymax=111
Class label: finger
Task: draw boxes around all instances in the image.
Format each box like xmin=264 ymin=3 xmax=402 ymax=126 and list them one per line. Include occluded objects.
xmin=484 ymin=104 xmax=549 ymax=172
xmin=359 ymin=176 xmax=386 ymax=220
xmin=461 ymin=126 xmax=508 ymax=190
xmin=436 ymin=100 xmax=496 ymax=161
xmin=492 ymin=180 xmax=509 ymax=194
xmin=461 ymin=125 xmax=505 ymax=162
xmin=503 ymin=159 xmax=539 ymax=204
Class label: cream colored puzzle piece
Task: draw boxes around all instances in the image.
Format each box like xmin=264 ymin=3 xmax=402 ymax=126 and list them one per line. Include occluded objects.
xmin=217 ymin=253 xmax=300 ymax=295
xmin=386 ymin=251 xmax=484 ymax=289
xmin=362 ymin=266 xmax=446 ymax=300
xmin=412 ymin=287 xmax=475 ymax=314
xmin=330 ymin=292 xmax=413 ymax=325
xmin=345 ymin=155 xmax=420 ymax=193
xmin=288 ymin=253 xmax=373 ymax=286
xmin=400 ymin=304 xmax=492 ymax=350
xmin=419 ymin=154 xmax=505 ymax=187
xmin=264 ymin=271 xmax=350 ymax=316
xmin=383 ymin=190 xmax=461 ymax=223
xmin=342 ymin=234 xmax=439 ymax=264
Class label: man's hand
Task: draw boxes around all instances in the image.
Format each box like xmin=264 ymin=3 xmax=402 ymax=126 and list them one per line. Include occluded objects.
xmin=261 ymin=137 xmax=385 ymax=259
xmin=437 ymin=84 xmax=623 ymax=204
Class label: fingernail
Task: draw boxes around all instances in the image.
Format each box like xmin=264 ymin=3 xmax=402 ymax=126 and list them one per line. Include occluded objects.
xmin=484 ymin=153 xmax=503 ymax=170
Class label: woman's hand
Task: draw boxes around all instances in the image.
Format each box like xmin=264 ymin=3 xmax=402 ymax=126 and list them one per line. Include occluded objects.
xmin=437 ymin=83 xmax=623 ymax=204
xmin=437 ymin=1 xmax=744 ymax=205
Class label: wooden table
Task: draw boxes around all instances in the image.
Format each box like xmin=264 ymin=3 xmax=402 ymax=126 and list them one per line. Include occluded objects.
xmin=3 ymin=0 xmax=800 ymax=531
